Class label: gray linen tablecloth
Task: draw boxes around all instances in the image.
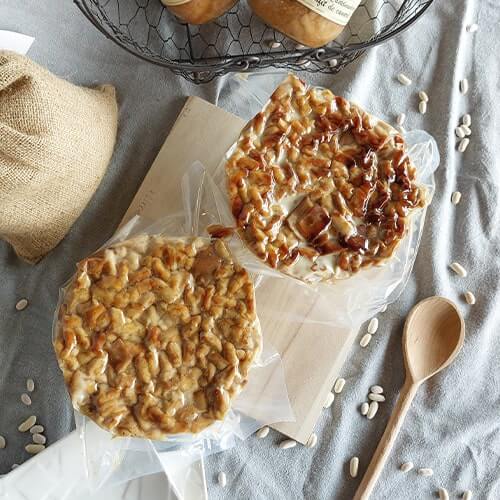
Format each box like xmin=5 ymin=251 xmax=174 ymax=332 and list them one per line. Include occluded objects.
xmin=1 ymin=0 xmax=500 ymax=498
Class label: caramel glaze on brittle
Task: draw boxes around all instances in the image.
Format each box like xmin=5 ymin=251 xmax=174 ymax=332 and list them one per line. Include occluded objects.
xmin=225 ymin=75 xmax=426 ymax=283
xmin=54 ymin=236 xmax=261 ymax=440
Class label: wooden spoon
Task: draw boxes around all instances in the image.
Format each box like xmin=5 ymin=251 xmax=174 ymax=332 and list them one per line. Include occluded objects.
xmin=353 ymin=296 xmax=465 ymax=500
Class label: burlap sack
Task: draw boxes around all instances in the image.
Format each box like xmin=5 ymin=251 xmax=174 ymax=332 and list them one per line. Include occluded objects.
xmin=0 ymin=50 xmax=118 ymax=263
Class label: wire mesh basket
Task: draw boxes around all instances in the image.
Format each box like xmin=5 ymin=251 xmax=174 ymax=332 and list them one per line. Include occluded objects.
xmin=75 ymin=0 xmax=433 ymax=84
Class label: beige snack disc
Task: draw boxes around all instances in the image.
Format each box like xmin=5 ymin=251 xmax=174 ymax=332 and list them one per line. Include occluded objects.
xmin=225 ymin=75 xmax=426 ymax=284
xmin=54 ymin=236 xmax=261 ymax=440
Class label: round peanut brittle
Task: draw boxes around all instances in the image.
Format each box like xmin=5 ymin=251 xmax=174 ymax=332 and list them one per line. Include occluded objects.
xmin=225 ymin=75 xmax=426 ymax=283
xmin=54 ymin=236 xmax=261 ymax=439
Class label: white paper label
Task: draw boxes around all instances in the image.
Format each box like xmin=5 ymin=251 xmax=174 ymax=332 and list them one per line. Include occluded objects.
xmin=0 ymin=30 xmax=35 ymax=55
xmin=295 ymin=0 xmax=362 ymax=26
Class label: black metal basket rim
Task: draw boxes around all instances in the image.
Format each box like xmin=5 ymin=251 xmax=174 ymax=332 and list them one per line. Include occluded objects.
xmin=75 ymin=0 xmax=433 ymax=75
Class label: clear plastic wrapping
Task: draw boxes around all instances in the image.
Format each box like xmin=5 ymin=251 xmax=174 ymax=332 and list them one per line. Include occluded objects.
xmin=215 ymin=73 xmax=440 ymax=328
xmin=248 ymin=0 xmax=359 ymax=48
xmin=51 ymin=72 xmax=439 ymax=494
xmin=52 ymin=161 xmax=293 ymax=492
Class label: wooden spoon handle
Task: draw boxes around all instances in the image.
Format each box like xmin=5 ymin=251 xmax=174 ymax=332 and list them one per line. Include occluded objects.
xmin=353 ymin=379 xmax=420 ymax=500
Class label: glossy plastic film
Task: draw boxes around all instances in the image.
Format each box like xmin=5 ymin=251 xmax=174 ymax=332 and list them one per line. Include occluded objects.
xmin=214 ymin=73 xmax=440 ymax=329
xmin=52 ymin=162 xmax=293 ymax=492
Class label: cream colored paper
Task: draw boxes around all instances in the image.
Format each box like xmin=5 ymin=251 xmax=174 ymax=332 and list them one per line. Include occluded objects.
xmin=121 ymin=96 xmax=359 ymax=444
xmin=295 ymin=0 xmax=362 ymax=26
xmin=0 ymin=30 xmax=34 ymax=54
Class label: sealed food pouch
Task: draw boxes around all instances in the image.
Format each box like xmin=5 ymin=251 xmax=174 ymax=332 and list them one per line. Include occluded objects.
xmin=214 ymin=73 xmax=439 ymax=327
xmin=55 ymin=235 xmax=262 ymax=439
xmin=162 ymin=0 xmax=238 ymax=24
xmin=52 ymin=162 xmax=293 ymax=491
xmin=249 ymin=0 xmax=363 ymax=48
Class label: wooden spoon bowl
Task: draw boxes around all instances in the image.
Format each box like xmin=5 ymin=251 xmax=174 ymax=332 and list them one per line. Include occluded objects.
xmin=404 ymin=296 xmax=465 ymax=383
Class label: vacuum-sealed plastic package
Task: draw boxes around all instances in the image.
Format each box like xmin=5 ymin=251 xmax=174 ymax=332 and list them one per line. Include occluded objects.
xmin=52 ymin=162 xmax=293 ymax=491
xmin=50 ymin=71 xmax=439 ymax=493
xmin=214 ymin=73 xmax=440 ymax=327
